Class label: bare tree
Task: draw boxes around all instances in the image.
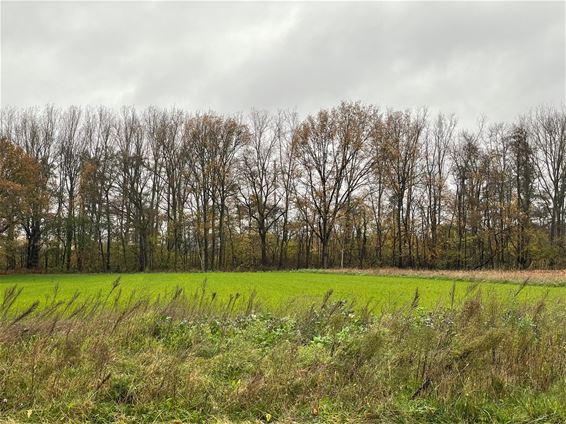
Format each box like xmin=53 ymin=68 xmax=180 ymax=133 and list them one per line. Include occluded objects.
xmin=295 ymin=102 xmax=377 ymax=268
xmin=58 ymin=107 xmax=84 ymax=270
xmin=116 ymin=107 xmax=152 ymax=271
xmin=276 ymin=110 xmax=299 ymax=269
xmin=185 ymin=113 xmax=246 ymax=270
xmin=530 ymin=106 xmax=566 ymax=253
xmin=380 ymin=109 xmax=426 ymax=267
xmin=238 ymin=110 xmax=282 ymax=268
xmin=423 ymin=113 xmax=456 ymax=267
xmin=451 ymin=120 xmax=490 ymax=269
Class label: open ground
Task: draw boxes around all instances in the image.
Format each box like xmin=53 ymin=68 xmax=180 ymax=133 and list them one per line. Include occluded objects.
xmin=2 ymin=270 xmax=566 ymax=312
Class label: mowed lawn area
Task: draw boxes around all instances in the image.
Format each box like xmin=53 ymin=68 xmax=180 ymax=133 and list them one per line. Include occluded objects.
xmin=1 ymin=271 xmax=565 ymax=311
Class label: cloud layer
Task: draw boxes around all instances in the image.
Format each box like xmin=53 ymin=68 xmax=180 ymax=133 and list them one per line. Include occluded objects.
xmin=1 ymin=1 xmax=564 ymax=127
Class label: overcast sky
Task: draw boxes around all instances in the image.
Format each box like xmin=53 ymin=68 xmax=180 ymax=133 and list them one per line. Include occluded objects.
xmin=1 ymin=1 xmax=564 ymax=128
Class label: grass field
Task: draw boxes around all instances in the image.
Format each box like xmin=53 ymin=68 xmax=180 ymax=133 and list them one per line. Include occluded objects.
xmin=1 ymin=271 xmax=566 ymax=422
xmin=1 ymin=270 xmax=566 ymax=312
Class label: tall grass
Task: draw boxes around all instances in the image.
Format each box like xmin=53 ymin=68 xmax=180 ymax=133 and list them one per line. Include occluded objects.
xmin=0 ymin=281 xmax=565 ymax=423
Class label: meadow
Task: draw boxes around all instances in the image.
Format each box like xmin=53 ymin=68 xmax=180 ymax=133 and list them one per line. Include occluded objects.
xmin=1 ymin=270 xmax=566 ymax=313
xmin=1 ymin=271 xmax=566 ymax=423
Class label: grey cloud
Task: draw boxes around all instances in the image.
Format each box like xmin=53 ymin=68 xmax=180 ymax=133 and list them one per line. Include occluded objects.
xmin=1 ymin=1 xmax=564 ymax=129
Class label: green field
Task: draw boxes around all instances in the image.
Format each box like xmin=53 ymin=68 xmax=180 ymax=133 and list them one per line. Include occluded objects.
xmin=1 ymin=271 xmax=565 ymax=311
xmin=2 ymin=271 xmax=566 ymax=422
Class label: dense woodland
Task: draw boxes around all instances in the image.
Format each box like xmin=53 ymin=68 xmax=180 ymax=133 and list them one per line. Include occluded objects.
xmin=0 ymin=103 xmax=565 ymax=272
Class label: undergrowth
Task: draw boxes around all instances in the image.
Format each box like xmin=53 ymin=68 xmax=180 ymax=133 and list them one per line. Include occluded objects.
xmin=0 ymin=279 xmax=565 ymax=423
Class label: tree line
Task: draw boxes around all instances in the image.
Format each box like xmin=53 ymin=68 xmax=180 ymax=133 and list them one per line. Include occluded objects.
xmin=1 ymin=102 xmax=565 ymax=272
